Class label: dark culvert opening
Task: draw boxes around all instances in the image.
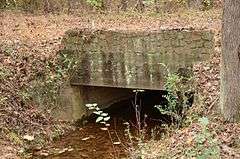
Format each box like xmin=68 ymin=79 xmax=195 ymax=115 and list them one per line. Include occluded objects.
xmin=84 ymin=87 xmax=194 ymax=129
xmin=103 ymin=90 xmax=169 ymax=123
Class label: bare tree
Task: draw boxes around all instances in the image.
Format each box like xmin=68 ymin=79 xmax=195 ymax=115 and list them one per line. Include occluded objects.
xmin=221 ymin=0 xmax=240 ymax=122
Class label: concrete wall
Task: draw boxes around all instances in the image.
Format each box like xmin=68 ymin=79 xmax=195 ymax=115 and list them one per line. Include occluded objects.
xmin=62 ymin=28 xmax=214 ymax=90
xmin=53 ymin=85 xmax=86 ymax=120
xmin=57 ymin=28 xmax=214 ymax=121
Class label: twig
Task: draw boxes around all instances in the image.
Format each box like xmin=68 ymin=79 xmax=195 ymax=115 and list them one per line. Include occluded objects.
xmin=207 ymin=96 xmax=219 ymax=114
xmin=106 ymin=128 xmax=118 ymax=159
xmin=114 ymin=129 xmax=128 ymax=150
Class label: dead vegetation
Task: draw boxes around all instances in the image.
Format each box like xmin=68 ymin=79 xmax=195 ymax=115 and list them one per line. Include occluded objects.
xmin=1 ymin=7 xmax=240 ymax=159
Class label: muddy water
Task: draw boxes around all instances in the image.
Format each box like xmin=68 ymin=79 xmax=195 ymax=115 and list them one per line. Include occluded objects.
xmin=45 ymin=120 xmax=129 ymax=159
xmin=36 ymin=117 xmax=163 ymax=159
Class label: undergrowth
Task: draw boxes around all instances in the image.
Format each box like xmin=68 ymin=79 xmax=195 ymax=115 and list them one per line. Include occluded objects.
xmin=155 ymin=64 xmax=195 ymax=129
xmin=26 ymin=51 xmax=78 ymax=111
xmin=185 ymin=117 xmax=220 ymax=159
xmin=0 ymin=0 xmax=216 ymax=13
xmin=0 ymin=42 xmax=76 ymax=157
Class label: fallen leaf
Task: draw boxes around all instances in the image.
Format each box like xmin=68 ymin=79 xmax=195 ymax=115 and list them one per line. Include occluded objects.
xmin=113 ymin=141 xmax=121 ymax=145
xmin=81 ymin=137 xmax=90 ymax=141
xmin=100 ymin=127 xmax=108 ymax=131
xmin=23 ymin=135 xmax=34 ymax=141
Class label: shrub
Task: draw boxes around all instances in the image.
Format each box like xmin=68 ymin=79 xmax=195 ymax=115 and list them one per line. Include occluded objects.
xmin=185 ymin=117 xmax=220 ymax=158
xmin=85 ymin=0 xmax=103 ymax=9
xmin=155 ymin=64 xmax=194 ymax=128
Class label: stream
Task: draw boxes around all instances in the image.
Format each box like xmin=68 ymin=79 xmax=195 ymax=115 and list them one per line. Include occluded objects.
xmin=44 ymin=121 xmax=129 ymax=159
xmin=33 ymin=90 xmax=175 ymax=159
xmin=38 ymin=118 xmax=163 ymax=159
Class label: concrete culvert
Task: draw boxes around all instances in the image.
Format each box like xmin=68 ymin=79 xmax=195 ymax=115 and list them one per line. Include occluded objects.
xmin=84 ymin=89 xmax=194 ymax=127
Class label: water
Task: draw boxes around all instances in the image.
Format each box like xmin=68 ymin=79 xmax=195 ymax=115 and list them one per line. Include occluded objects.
xmin=40 ymin=118 xmax=164 ymax=159
xmin=34 ymin=90 xmax=172 ymax=159
xmin=45 ymin=121 xmax=128 ymax=159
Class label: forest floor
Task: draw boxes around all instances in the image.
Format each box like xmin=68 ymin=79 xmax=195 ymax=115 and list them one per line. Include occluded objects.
xmin=1 ymin=9 xmax=221 ymax=41
xmin=1 ymin=8 xmax=240 ymax=158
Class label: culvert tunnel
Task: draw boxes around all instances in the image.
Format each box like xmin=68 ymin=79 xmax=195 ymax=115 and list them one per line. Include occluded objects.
xmin=58 ymin=85 xmax=194 ymax=124
xmin=55 ymin=28 xmax=214 ymax=121
xmin=89 ymin=88 xmax=171 ymax=125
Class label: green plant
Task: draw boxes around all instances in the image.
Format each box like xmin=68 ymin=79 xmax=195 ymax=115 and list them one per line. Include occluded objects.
xmin=7 ymin=131 xmax=23 ymax=145
xmin=155 ymin=64 xmax=194 ymax=128
xmin=85 ymin=103 xmax=118 ymax=157
xmin=202 ymin=0 xmax=213 ymax=10
xmin=49 ymin=124 xmax=66 ymax=141
xmin=143 ymin=0 xmax=154 ymax=5
xmin=27 ymin=51 xmax=78 ymax=111
xmin=185 ymin=117 xmax=220 ymax=159
xmin=86 ymin=0 xmax=103 ymax=9
xmin=85 ymin=103 xmax=111 ymax=125
xmin=0 ymin=0 xmax=16 ymax=9
xmin=0 ymin=0 xmax=39 ymax=11
xmin=0 ymin=67 xmax=10 ymax=80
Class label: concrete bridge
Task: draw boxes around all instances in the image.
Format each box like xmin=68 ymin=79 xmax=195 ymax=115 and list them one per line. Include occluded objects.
xmin=55 ymin=28 xmax=214 ymax=121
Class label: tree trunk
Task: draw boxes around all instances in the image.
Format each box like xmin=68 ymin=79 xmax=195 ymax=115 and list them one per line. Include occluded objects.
xmin=221 ymin=0 xmax=240 ymax=122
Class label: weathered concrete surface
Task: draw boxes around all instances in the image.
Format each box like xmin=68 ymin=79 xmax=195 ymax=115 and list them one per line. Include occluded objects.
xmin=62 ymin=28 xmax=214 ymax=90
xmin=54 ymin=85 xmax=87 ymax=120
xmin=57 ymin=28 xmax=214 ymax=121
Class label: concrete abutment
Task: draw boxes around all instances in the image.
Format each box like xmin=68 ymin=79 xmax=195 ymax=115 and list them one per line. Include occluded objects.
xmin=55 ymin=28 xmax=214 ymax=121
